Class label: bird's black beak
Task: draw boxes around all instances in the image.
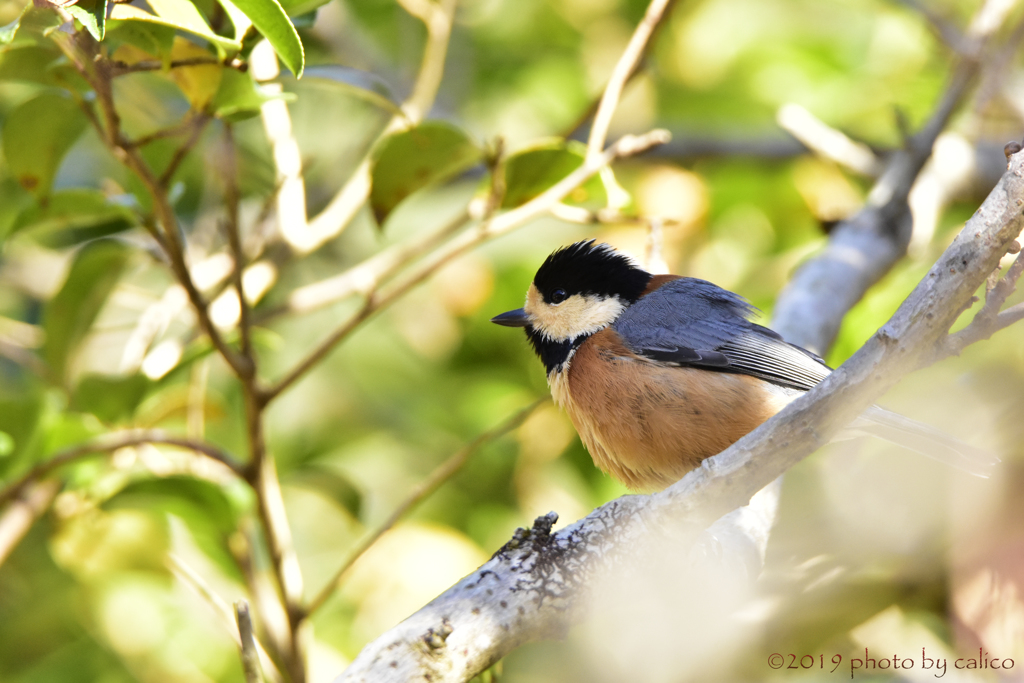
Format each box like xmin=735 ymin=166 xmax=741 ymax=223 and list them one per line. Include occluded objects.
xmin=491 ymin=308 xmax=530 ymax=328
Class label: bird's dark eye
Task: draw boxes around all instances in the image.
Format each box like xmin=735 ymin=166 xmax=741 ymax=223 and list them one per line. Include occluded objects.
xmin=550 ymin=289 xmax=568 ymax=304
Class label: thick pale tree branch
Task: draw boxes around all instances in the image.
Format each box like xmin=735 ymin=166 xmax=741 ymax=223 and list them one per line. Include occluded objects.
xmin=334 ymin=141 xmax=1024 ymax=683
xmin=771 ymin=59 xmax=979 ymax=352
xmin=772 ymin=0 xmax=1012 ymax=352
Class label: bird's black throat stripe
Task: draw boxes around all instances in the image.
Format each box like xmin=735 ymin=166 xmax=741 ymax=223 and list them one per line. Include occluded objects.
xmin=525 ymin=327 xmax=587 ymax=374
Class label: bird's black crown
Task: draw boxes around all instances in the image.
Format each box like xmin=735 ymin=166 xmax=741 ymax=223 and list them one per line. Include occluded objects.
xmin=533 ymin=240 xmax=651 ymax=304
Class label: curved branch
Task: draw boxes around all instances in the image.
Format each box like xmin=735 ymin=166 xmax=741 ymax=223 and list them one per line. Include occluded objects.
xmin=0 ymin=431 xmax=243 ymax=509
xmin=280 ymin=0 xmax=460 ymax=253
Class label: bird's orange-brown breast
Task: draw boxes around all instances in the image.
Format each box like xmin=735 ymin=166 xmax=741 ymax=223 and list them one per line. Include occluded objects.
xmin=553 ymin=327 xmax=792 ymax=491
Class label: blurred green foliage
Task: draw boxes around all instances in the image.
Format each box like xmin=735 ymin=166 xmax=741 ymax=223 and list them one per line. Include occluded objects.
xmin=1 ymin=0 xmax=1023 ymax=680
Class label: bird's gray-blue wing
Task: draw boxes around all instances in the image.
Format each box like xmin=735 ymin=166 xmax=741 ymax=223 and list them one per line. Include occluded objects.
xmin=612 ymin=277 xmax=830 ymax=391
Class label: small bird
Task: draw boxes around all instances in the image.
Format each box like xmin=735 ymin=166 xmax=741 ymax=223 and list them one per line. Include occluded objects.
xmin=492 ymin=240 xmax=995 ymax=491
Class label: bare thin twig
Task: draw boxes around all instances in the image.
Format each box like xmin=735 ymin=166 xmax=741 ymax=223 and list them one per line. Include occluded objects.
xmin=645 ymin=217 xmax=668 ymax=273
xmin=248 ymin=439 xmax=306 ymax=683
xmin=974 ymin=13 xmax=1024 ymax=114
xmin=564 ymin=0 xmax=676 ymax=142
xmin=168 ymin=555 xmax=283 ymax=683
xmin=585 ymin=0 xmax=675 ymax=161
xmin=159 ymin=114 xmax=212 ymax=187
xmin=109 ymin=57 xmax=248 ymax=77
xmin=217 ymin=116 xmax=302 ymax=676
xmin=776 ymin=103 xmax=883 ymax=176
xmin=235 ymin=600 xmax=264 ymax=683
xmin=942 ymin=245 xmax=1024 ymax=355
xmin=131 ymin=118 xmax=203 ymax=148
xmin=306 ymin=398 xmax=547 ymax=616
xmin=547 ymin=203 xmax=685 ymax=229
xmin=894 ymin=0 xmax=973 ymax=55
xmin=49 ymin=32 xmax=252 ymax=379
xmin=223 ymin=125 xmax=253 ymax=361
xmin=267 ymin=139 xmax=510 ymax=322
xmin=0 ymin=339 xmax=53 ymax=383
xmin=264 ymin=0 xmax=460 ymax=253
xmin=279 ymin=207 xmax=472 ymax=318
xmin=0 ymin=480 xmax=60 ymax=567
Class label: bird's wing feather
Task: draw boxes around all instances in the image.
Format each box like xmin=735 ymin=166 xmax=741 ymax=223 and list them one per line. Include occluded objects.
xmin=613 ymin=278 xmax=830 ymax=391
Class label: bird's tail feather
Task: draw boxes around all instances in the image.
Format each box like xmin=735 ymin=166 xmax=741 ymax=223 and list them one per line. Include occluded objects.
xmin=846 ymin=405 xmax=999 ymax=478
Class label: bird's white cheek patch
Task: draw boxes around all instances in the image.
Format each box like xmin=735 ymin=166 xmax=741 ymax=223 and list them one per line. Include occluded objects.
xmin=524 ymin=285 xmax=625 ymax=342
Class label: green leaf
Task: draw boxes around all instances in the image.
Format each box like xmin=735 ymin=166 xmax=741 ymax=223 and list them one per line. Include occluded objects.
xmin=0 ymin=45 xmax=60 ymax=85
xmin=105 ymin=20 xmax=176 ymax=60
xmin=277 ymin=0 xmax=331 ymax=18
xmin=370 ymin=121 xmax=484 ymax=226
xmin=1 ymin=93 xmax=88 ymax=199
xmin=0 ymin=15 xmax=23 ymax=45
xmin=0 ymin=391 xmax=44 ymax=476
xmin=210 ymin=68 xmax=295 ymax=121
xmin=290 ymin=465 xmax=362 ymax=517
xmin=215 ymin=0 xmax=252 ymax=41
xmin=0 ymin=46 xmax=89 ymax=91
xmin=41 ymin=411 xmax=105 ymax=456
xmin=288 ymin=9 xmax=318 ymax=28
xmin=48 ymin=63 xmax=92 ymax=93
xmin=219 ymin=0 xmax=304 ymax=77
xmin=0 ymin=431 xmax=14 ymax=458
xmin=501 ymin=140 xmax=607 ymax=209
xmin=110 ymin=1 xmax=242 ymax=54
xmin=304 ymin=66 xmax=401 ymax=116
xmin=104 ymin=476 xmax=242 ymax=579
xmin=43 ymin=240 xmax=132 ymax=383
xmin=71 ymin=374 xmax=151 ymax=424
xmin=165 ymin=38 xmax=224 ymax=109
xmin=12 ymin=189 xmax=137 ymax=247
xmin=4 ymin=6 xmax=63 ymax=47
xmin=65 ymin=0 xmax=109 ymax=41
